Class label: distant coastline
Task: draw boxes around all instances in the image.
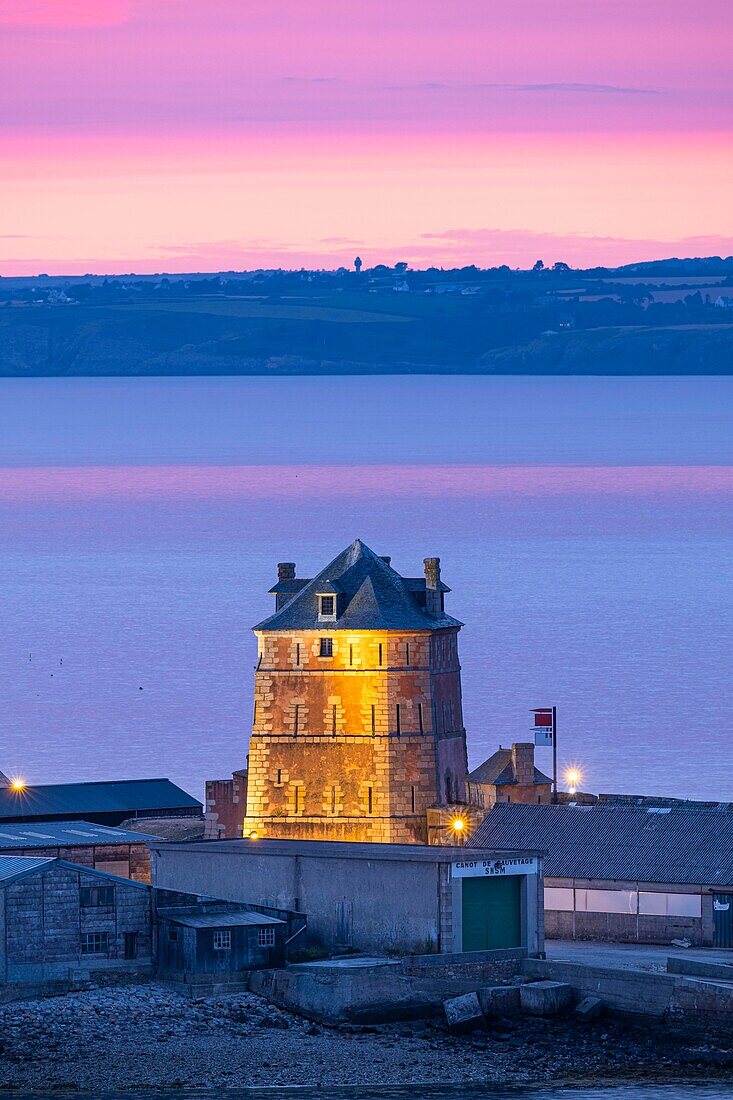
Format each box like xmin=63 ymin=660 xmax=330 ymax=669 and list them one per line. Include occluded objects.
xmin=2 ymin=257 xmax=732 ymax=376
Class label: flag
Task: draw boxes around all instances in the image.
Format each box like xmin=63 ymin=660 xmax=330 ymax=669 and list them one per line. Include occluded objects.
xmin=532 ymin=707 xmax=554 ymax=747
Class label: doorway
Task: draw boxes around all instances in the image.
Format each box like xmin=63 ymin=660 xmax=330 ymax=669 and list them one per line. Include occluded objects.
xmin=461 ymin=875 xmax=522 ymax=951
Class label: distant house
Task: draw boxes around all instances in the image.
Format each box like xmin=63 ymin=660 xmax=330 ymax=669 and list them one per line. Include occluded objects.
xmin=393 ymin=280 xmax=410 ymax=293
xmin=0 ymin=778 xmax=202 ymax=828
xmin=0 ymin=820 xmax=162 ymax=882
xmin=472 ymin=804 xmax=733 ymax=948
xmin=714 ymin=295 xmax=733 ymax=309
xmin=467 ymin=743 xmax=552 ymax=809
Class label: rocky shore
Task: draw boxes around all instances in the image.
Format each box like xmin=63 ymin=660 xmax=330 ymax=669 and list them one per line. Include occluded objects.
xmin=1 ymin=979 xmax=731 ymax=1092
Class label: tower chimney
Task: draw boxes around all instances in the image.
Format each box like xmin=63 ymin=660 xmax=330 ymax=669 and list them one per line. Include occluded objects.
xmin=424 ymin=557 xmax=442 ymax=616
xmin=278 ymin=562 xmax=296 ymax=582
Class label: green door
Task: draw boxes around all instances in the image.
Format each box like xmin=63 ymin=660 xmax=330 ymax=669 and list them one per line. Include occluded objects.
xmin=461 ymin=875 xmax=522 ymax=951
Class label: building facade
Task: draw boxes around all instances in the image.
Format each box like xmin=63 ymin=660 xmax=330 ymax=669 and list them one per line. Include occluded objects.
xmin=239 ymin=540 xmax=470 ymax=844
xmin=151 ymin=837 xmax=544 ymax=957
xmin=473 ymin=803 xmax=733 ymax=948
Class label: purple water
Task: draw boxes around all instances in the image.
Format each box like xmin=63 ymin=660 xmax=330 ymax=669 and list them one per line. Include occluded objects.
xmin=0 ymin=376 xmax=731 ymax=803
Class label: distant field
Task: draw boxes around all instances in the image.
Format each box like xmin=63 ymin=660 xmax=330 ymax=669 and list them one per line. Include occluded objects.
xmin=117 ymin=298 xmax=413 ymax=324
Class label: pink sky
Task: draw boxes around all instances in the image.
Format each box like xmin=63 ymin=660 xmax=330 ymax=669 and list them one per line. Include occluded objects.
xmin=1 ymin=1 xmax=732 ymax=274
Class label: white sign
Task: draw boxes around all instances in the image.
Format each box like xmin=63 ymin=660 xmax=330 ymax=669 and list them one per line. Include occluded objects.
xmin=452 ymin=856 xmax=538 ymax=879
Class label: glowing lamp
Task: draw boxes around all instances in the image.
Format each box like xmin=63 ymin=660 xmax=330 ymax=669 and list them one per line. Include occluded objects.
xmin=9 ymin=777 xmax=26 ymax=792
xmin=248 ymin=830 xmax=259 ymax=840
xmin=565 ymin=768 xmax=582 ymax=795
xmin=451 ymin=817 xmax=465 ymax=833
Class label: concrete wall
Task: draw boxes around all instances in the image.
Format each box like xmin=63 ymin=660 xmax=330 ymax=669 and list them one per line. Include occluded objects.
xmin=524 ymin=957 xmax=733 ymax=1033
xmin=252 ymin=949 xmax=527 ymax=1023
xmin=152 ymin=845 xmax=444 ymax=954
xmin=0 ymin=865 xmax=152 ymax=988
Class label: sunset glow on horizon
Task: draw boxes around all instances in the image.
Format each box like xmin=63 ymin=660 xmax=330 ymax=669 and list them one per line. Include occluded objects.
xmin=2 ymin=0 xmax=732 ymax=275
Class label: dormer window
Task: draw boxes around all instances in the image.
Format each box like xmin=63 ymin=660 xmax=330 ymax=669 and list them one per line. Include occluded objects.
xmin=317 ymin=583 xmax=340 ymax=622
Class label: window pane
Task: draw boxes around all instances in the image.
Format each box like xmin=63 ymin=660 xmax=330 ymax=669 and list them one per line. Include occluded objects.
xmin=320 ymin=637 xmax=333 ymax=656
xmin=544 ymin=887 xmax=574 ymax=911
xmin=639 ymin=892 xmax=701 ymax=917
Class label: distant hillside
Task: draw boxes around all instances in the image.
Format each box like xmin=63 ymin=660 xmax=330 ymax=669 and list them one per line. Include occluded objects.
xmin=1 ymin=261 xmax=732 ymax=375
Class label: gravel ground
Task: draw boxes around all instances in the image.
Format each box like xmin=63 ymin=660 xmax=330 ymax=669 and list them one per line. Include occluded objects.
xmin=0 ymin=979 xmax=731 ymax=1092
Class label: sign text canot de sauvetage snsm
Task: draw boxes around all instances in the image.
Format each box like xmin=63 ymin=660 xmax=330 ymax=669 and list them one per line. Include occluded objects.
xmin=451 ymin=856 xmax=538 ymax=879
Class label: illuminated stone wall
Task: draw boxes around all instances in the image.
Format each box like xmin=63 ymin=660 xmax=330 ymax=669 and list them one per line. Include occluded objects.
xmin=242 ymin=627 xmax=468 ymax=843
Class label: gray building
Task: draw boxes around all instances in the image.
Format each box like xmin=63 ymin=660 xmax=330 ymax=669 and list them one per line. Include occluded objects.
xmin=0 ymin=820 xmax=163 ymax=882
xmin=472 ymin=804 xmax=733 ymax=948
xmin=0 ymin=856 xmax=152 ymax=994
xmin=150 ymin=837 xmax=544 ymax=956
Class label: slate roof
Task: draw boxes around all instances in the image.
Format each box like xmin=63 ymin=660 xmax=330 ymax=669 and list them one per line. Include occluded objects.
xmin=0 ymin=820 xmax=163 ymax=849
xmin=471 ymin=804 xmax=733 ymax=887
xmin=468 ymin=749 xmax=552 ymax=787
xmin=255 ymin=539 xmax=462 ymax=632
xmin=0 ymin=778 xmax=202 ymax=822
xmin=0 ymin=855 xmax=56 ymax=885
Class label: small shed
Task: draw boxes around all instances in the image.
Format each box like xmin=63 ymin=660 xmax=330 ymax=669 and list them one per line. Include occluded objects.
xmin=157 ymin=907 xmax=286 ymax=979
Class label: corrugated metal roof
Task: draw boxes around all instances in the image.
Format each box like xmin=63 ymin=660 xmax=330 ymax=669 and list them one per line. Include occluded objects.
xmin=471 ymin=804 xmax=733 ymax=886
xmin=0 ymin=779 xmax=201 ymax=821
xmin=0 ymin=820 xmax=163 ymax=849
xmin=0 ymin=855 xmax=56 ymax=884
xmin=165 ymin=911 xmax=284 ymax=929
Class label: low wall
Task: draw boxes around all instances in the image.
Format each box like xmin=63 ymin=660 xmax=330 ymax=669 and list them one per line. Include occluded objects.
xmin=523 ymin=957 xmax=733 ymax=1032
xmin=251 ymin=949 xmax=527 ymax=1024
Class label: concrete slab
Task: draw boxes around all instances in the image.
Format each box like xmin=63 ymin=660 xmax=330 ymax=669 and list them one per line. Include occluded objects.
xmin=289 ymin=957 xmax=399 ymax=971
xmin=547 ymin=940 xmax=733 ymax=973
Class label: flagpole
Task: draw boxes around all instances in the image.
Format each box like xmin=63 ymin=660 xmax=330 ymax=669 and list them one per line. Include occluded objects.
xmin=552 ymin=705 xmax=557 ymax=803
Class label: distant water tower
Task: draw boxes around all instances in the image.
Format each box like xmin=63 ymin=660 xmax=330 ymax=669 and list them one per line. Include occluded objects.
xmin=354 ymin=256 xmax=362 ymax=273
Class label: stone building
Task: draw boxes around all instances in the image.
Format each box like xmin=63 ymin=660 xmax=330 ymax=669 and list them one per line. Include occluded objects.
xmin=467 ymin=743 xmax=552 ymax=809
xmin=211 ymin=540 xmax=471 ymax=844
xmin=0 ymin=856 xmax=153 ymax=993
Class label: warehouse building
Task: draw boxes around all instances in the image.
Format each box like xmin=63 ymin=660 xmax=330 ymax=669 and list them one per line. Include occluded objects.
xmin=0 ymin=821 xmax=162 ymax=882
xmin=150 ymin=837 xmax=544 ymax=956
xmin=472 ymin=804 xmax=733 ymax=948
xmin=0 ymin=778 xmax=202 ymax=828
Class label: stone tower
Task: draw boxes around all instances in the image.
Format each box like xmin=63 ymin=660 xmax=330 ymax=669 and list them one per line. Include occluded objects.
xmin=241 ymin=539 xmax=469 ymax=843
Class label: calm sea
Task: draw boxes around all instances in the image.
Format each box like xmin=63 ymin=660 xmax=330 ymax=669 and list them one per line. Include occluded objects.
xmin=0 ymin=376 xmax=730 ymax=803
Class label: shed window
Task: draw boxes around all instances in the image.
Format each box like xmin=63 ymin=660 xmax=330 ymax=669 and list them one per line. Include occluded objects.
xmin=81 ymin=931 xmax=109 ymax=955
xmin=319 ymin=637 xmax=333 ymax=657
xmin=258 ymin=926 xmax=276 ymax=947
xmin=213 ymin=930 xmax=232 ymax=951
xmin=80 ymin=885 xmax=114 ymax=907
xmin=168 ymin=925 xmax=180 ymax=942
